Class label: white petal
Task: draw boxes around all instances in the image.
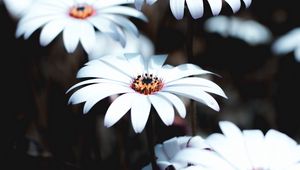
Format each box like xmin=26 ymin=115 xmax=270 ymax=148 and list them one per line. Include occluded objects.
xmin=99 ymin=6 xmax=148 ymax=22
xmin=155 ymin=144 xmax=169 ymax=161
xmin=62 ymin=20 xmax=80 ymax=53
xmin=162 ymin=64 xmax=214 ymax=83
xmin=79 ymin=22 xmax=96 ymax=54
xmin=134 ymin=0 xmax=144 ymax=10
xmin=225 ymin=0 xmax=241 ymax=13
xmin=207 ymin=0 xmax=222 ymax=15
xmin=102 ymin=15 xmax=139 ymax=36
xmin=124 ymin=53 xmax=146 ymax=74
xmin=166 ymin=77 xmax=227 ymax=98
xmin=187 ymin=136 xmax=207 ymax=148
xmin=243 ymin=130 xmax=267 ymax=168
xmin=169 ymin=0 xmax=185 ymax=20
xmin=295 ymin=47 xmax=300 ymax=62
xmin=104 ymin=93 xmax=137 ymax=127
xmin=88 ymin=17 xmax=120 ymax=40
xmin=186 ymin=0 xmax=204 ymax=19
xmin=146 ymin=0 xmax=157 ymax=5
xmin=219 ymin=121 xmax=243 ymax=139
xmin=162 ymin=137 xmax=181 ymax=159
xmin=162 ymin=86 xmax=220 ymax=111
xmin=77 ymin=60 xmax=132 ymax=83
xmin=272 ymin=29 xmax=300 ymax=55
xmin=39 ymin=19 xmax=65 ymax=46
xmin=148 ymin=95 xmax=175 ymax=126
xmin=147 ymin=54 xmax=168 ymax=73
xmin=157 ymin=92 xmax=186 ymax=118
xmin=130 ymin=94 xmax=151 ymax=133
xmin=243 ymin=0 xmax=252 ymax=8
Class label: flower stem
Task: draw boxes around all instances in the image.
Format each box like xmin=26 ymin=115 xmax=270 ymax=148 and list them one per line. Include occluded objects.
xmin=146 ymin=113 xmax=158 ymax=170
xmin=186 ymin=15 xmax=197 ymax=136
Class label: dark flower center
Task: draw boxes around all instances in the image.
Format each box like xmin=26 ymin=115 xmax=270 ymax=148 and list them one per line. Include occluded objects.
xmin=69 ymin=4 xmax=95 ymax=19
xmin=131 ymin=73 xmax=164 ymax=95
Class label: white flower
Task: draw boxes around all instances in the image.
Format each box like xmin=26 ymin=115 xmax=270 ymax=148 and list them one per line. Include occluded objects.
xmin=3 ymin=0 xmax=35 ymax=19
xmin=88 ymin=31 xmax=154 ymax=60
xmin=177 ymin=121 xmax=300 ymax=170
xmin=272 ymin=28 xmax=300 ymax=62
xmin=133 ymin=0 xmax=251 ymax=20
xmin=16 ymin=0 xmax=147 ymax=54
xmin=67 ymin=53 xmax=227 ymax=133
xmin=204 ymin=16 xmax=272 ymax=46
xmin=142 ymin=136 xmax=208 ymax=170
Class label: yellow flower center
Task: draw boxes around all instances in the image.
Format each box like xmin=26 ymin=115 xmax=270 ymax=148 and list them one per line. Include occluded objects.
xmin=131 ymin=73 xmax=164 ymax=95
xmin=69 ymin=4 xmax=95 ymax=19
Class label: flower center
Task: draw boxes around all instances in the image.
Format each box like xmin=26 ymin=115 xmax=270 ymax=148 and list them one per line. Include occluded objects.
xmin=69 ymin=4 xmax=95 ymax=19
xmin=131 ymin=73 xmax=164 ymax=95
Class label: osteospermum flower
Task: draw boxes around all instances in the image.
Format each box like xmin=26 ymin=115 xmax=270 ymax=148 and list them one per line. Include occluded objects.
xmin=204 ymin=16 xmax=272 ymax=46
xmin=16 ymin=0 xmax=147 ymax=53
xmin=142 ymin=136 xmax=208 ymax=170
xmin=272 ymin=28 xmax=300 ymax=62
xmin=133 ymin=0 xmax=252 ymax=20
xmin=175 ymin=121 xmax=300 ymax=170
xmin=88 ymin=31 xmax=154 ymax=60
xmin=67 ymin=53 xmax=227 ymax=133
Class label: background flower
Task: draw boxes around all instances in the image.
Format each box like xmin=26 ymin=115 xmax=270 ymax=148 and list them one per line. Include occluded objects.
xmin=16 ymin=0 xmax=147 ymax=53
xmin=67 ymin=53 xmax=227 ymax=133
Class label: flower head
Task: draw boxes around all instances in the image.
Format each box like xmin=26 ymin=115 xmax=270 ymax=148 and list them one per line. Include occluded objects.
xmin=134 ymin=0 xmax=252 ymax=20
xmin=178 ymin=121 xmax=300 ymax=170
xmin=272 ymin=28 xmax=300 ymax=62
xmin=16 ymin=0 xmax=147 ymax=53
xmin=204 ymin=16 xmax=272 ymax=46
xmin=67 ymin=53 xmax=227 ymax=133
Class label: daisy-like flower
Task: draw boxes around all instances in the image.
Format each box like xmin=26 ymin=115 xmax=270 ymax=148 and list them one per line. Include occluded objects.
xmin=142 ymin=136 xmax=208 ymax=170
xmin=272 ymin=28 xmax=300 ymax=62
xmin=88 ymin=31 xmax=154 ymax=60
xmin=133 ymin=0 xmax=251 ymax=20
xmin=16 ymin=0 xmax=147 ymax=53
xmin=204 ymin=16 xmax=272 ymax=46
xmin=174 ymin=121 xmax=300 ymax=170
xmin=67 ymin=53 xmax=227 ymax=133
xmin=3 ymin=0 xmax=35 ymax=19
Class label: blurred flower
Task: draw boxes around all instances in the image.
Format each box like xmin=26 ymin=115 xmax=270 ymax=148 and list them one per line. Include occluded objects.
xmin=88 ymin=31 xmax=154 ymax=60
xmin=178 ymin=121 xmax=300 ymax=170
xmin=16 ymin=0 xmax=147 ymax=53
xmin=204 ymin=16 xmax=272 ymax=45
xmin=133 ymin=0 xmax=251 ymax=20
xmin=67 ymin=53 xmax=227 ymax=133
xmin=272 ymin=28 xmax=300 ymax=62
xmin=142 ymin=136 xmax=208 ymax=170
xmin=3 ymin=0 xmax=35 ymax=19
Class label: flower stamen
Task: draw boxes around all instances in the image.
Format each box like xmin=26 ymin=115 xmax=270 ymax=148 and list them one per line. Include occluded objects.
xmin=131 ymin=73 xmax=163 ymax=95
xmin=69 ymin=4 xmax=95 ymax=19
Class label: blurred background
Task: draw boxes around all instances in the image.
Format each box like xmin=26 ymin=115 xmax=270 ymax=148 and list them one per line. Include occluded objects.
xmin=1 ymin=0 xmax=300 ymax=170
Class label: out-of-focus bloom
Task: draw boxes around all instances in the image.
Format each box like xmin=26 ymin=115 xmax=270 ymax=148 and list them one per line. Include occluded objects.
xmin=67 ymin=53 xmax=227 ymax=133
xmin=176 ymin=121 xmax=300 ymax=170
xmin=133 ymin=0 xmax=251 ymax=20
xmin=143 ymin=136 xmax=208 ymax=170
xmin=272 ymin=28 xmax=300 ymax=62
xmin=16 ymin=0 xmax=147 ymax=53
xmin=3 ymin=0 xmax=35 ymax=19
xmin=204 ymin=16 xmax=272 ymax=45
xmin=88 ymin=31 xmax=154 ymax=60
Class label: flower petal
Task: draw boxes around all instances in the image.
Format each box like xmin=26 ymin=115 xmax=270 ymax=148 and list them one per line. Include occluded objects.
xmin=134 ymin=0 xmax=144 ymax=10
xmin=162 ymin=86 xmax=220 ymax=111
xmin=207 ymin=0 xmax=222 ymax=15
xmin=124 ymin=53 xmax=146 ymax=74
xmin=155 ymin=144 xmax=169 ymax=161
xmin=186 ymin=0 xmax=204 ymax=19
xmin=148 ymin=54 xmax=168 ymax=73
xmin=157 ymin=92 xmax=186 ymax=118
xmin=130 ymin=94 xmax=151 ymax=133
xmin=104 ymin=93 xmax=137 ymax=127
xmin=149 ymin=95 xmax=175 ymax=126
xmin=99 ymin=6 xmax=148 ymax=22
xmin=243 ymin=0 xmax=252 ymax=8
xmin=162 ymin=137 xmax=181 ymax=159
xmin=224 ymin=0 xmax=241 ymax=13
xmin=62 ymin=20 xmax=80 ymax=53
xmin=102 ymin=15 xmax=139 ymax=36
xmin=79 ymin=22 xmax=96 ymax=54
xmin=39 ymin=19 xmax=65 ymax=46
xmin=169 ymin=0 xmax=185 ymax=20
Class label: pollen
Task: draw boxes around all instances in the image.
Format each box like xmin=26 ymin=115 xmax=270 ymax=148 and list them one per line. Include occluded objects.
xmin=131 ymin=73 xmax=164 ymax=95
xmin=69 ymin=4 xmax=95 ymax=19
